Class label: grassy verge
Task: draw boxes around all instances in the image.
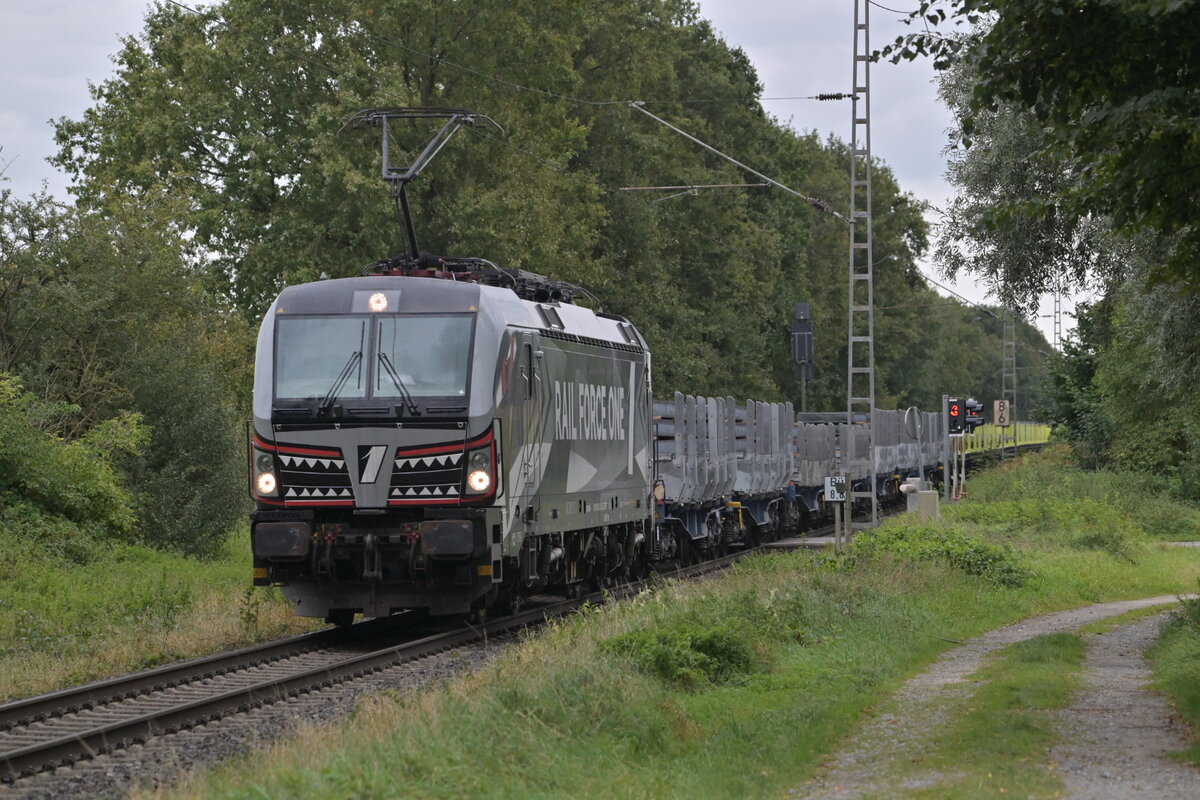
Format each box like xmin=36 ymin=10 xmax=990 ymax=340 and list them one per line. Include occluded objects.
xmin=146 ymin=448 xmax=1200 ymax=800
xmin=1149 ymin=591 xmax=1200 ymax=765
xmin=890 ymin=607 xmax=1169 ymax=799
xmin=0 ymin=529 xmax=313 ymax=701
xmin=901 ymin=632 xmax=1086 ymax=800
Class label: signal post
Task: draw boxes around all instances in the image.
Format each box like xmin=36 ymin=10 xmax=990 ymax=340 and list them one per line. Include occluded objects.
xmin=943 ymin=395 xmax=984 ymax=502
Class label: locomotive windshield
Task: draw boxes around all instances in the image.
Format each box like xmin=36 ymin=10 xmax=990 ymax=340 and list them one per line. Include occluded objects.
xmin=275 ymin=317 xmax=368 ymax=400
xmin=274 ymin=314 xmax=473 ymax=404
xmin=374 ymin=316 xmax=471 ymax=397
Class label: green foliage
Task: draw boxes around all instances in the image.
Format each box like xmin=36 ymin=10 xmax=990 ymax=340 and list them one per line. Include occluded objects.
xmin=1167 ymin=590 xmax=1200 ymax=636
xmin=43 ymin=0 xmax=1041 ymax=412
xmin=121 ymin=323 xmax=249 ymax=556
xmin=969 ymin=448 xmax=1200 ymax=542
xmin=901 ymin=3 xmax=1200 ymax=471
xmin=851 ymin=522 xmax=1031 ymax=587
xmin=1048 ymin=277 xmax=1200 ymax=501
xmin=889 ymin=0 xmax=1200 ymax=291
xmin=0 ymin=373 xmax=145 ymax=541
xmin=0 ymin=191 xmax=250 ymax=555
xmin=949 ymin=448 xmax=1200 ymax=559
xmin=1150 ymin=590 xmax=1200 ymax=764
xmin=0 ymin=528 xmax=312 ymax=700
xmin=0 ymin=533 xmax=195 ymax=660
xmin=602 ymin=624 xmax=761 ymax=689
xmin=934 ymin=47 xmax=1117 ymax=313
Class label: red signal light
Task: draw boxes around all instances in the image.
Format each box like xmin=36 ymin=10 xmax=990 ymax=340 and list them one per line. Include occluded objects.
xmin=950 ymin=404 xmax=960 ymax=416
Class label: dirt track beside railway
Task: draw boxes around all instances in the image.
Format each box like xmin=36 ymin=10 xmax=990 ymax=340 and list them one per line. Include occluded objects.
xmin=791 ymin=594 xmax=1200 ymax=799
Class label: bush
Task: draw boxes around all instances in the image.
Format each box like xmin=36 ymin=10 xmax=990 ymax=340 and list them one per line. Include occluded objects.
xmin=0 ymin=374 xmax=146 ymax=541
xmin=602 ymin=624 xmax=762 ymax=689
xmin=122 ymin=332 xmax=248 ymax=556
xmin=851 ymin=523 xmax=1032 ymax=587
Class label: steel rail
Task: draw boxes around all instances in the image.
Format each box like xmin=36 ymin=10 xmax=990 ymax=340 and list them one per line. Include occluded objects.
xmin=0 ymin=548 xmax=761 ymax=783
xmin=0 ymin=600 xmax=576 ymax=782
xmin=0 ymin=615 xmax=419 ymax=732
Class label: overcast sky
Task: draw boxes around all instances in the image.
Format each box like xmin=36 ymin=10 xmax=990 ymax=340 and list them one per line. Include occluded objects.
xmin=0 ymin=0 xmax=1072 ymax=342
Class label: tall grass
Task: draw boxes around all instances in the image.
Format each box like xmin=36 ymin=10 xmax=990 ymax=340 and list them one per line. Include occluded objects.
xmin=1150 ymin=589 xmax=1200 ymax=765
xmin=961 ymin=446 xmax=1200 ymax=543
xmin=0 ymin=529 xmax=312 ymax=701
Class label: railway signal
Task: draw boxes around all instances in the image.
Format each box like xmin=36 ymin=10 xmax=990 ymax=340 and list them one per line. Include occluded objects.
xmin=964 ymin=398 xmax=985 ymax=432
xmin=947 ymin=397 xmax=965 ymax=436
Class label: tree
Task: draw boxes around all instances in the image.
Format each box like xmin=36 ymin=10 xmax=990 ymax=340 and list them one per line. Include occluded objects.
xmin=53 ymin=0 xmax=605 ymax=318
xmin=50 ymin=0 xmax=1033 ymax=415
xmin=0 ymin=190 xmax=249 ymax=555
xmin=886 ymin=0 xmax=1200 ymax=293
xmin=934 ymin=50 xmax=1122 ymax=313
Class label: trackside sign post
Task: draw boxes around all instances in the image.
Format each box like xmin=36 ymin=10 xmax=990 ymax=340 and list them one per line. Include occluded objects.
xmin=994 ymin=399 xmax=1011 ymax=427
xmin=824 ymin=474 xmax=847 ymax=502
xmin=826 ymin=474 xmax=848 ymax=550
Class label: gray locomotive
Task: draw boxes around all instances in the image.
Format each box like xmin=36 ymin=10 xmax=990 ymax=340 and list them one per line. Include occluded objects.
xmin=249 ymin=271 xmax=666 ymax=620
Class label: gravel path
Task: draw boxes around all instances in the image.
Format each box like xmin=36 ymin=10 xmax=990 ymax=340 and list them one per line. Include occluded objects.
xmin=792 ymin=595 xmax=1198 ymax=799
xmin=1052 ymin=612 xmax=1200 ymax=798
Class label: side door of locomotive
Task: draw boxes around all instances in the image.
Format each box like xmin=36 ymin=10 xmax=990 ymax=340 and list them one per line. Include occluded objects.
xmin=506 ymin=329 xmax=545 ymax=534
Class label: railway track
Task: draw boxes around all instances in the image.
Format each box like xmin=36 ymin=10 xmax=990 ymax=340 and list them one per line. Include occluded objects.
xmin=0 ymin=549 xmax=750 ymax=787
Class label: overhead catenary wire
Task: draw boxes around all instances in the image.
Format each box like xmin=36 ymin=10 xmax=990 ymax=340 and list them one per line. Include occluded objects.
xmin=628 ymin=102 xmax=847 ymax=221
xmin=618 ymin=183 xmax=769 ymax=191
xmin=617 ymin=183 xmax=770 ymax=204
xmin=867 ymin=0 xmax=920 ymax=15
xmin=877 ymin=299 xmax=986 ymax=312
xmin=915 ymin=272 xmax=999 ymax=318
xmin=285 ymin=0 xmax=852 ymax=220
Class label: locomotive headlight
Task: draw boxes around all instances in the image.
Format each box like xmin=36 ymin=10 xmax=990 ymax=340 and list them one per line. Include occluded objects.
xmin=466 ymin=469 xmax=491 ymax=493
xmin=464 ymin=445 xmax=494 ymax=496
xmin=256 ymin=471 xmax=278 ymax=495
xmin=252 ymin=449 xmax=279 ymax=498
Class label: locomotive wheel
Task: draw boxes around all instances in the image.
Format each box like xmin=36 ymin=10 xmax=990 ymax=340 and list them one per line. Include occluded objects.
xmin=675 ymin=530 xmax=693 ymax=565
xmin=494 ymin=590 xmax=524 ymax=616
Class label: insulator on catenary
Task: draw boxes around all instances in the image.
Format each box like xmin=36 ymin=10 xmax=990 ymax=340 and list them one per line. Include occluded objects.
xmin=815 ymin=93 xmax=853 ymax=101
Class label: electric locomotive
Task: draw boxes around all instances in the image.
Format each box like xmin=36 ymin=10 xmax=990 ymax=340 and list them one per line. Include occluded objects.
xmin=248 ymin=268 xmax=659 ymax=621
xmin=246 ymin=109 xmax=668 ymax=622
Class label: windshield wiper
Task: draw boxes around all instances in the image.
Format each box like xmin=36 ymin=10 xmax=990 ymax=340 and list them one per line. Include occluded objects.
xmin=319 ymin=350 xmax=363 ymax=415
xmin=378 ymin=351 xmax=422 ymax=417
